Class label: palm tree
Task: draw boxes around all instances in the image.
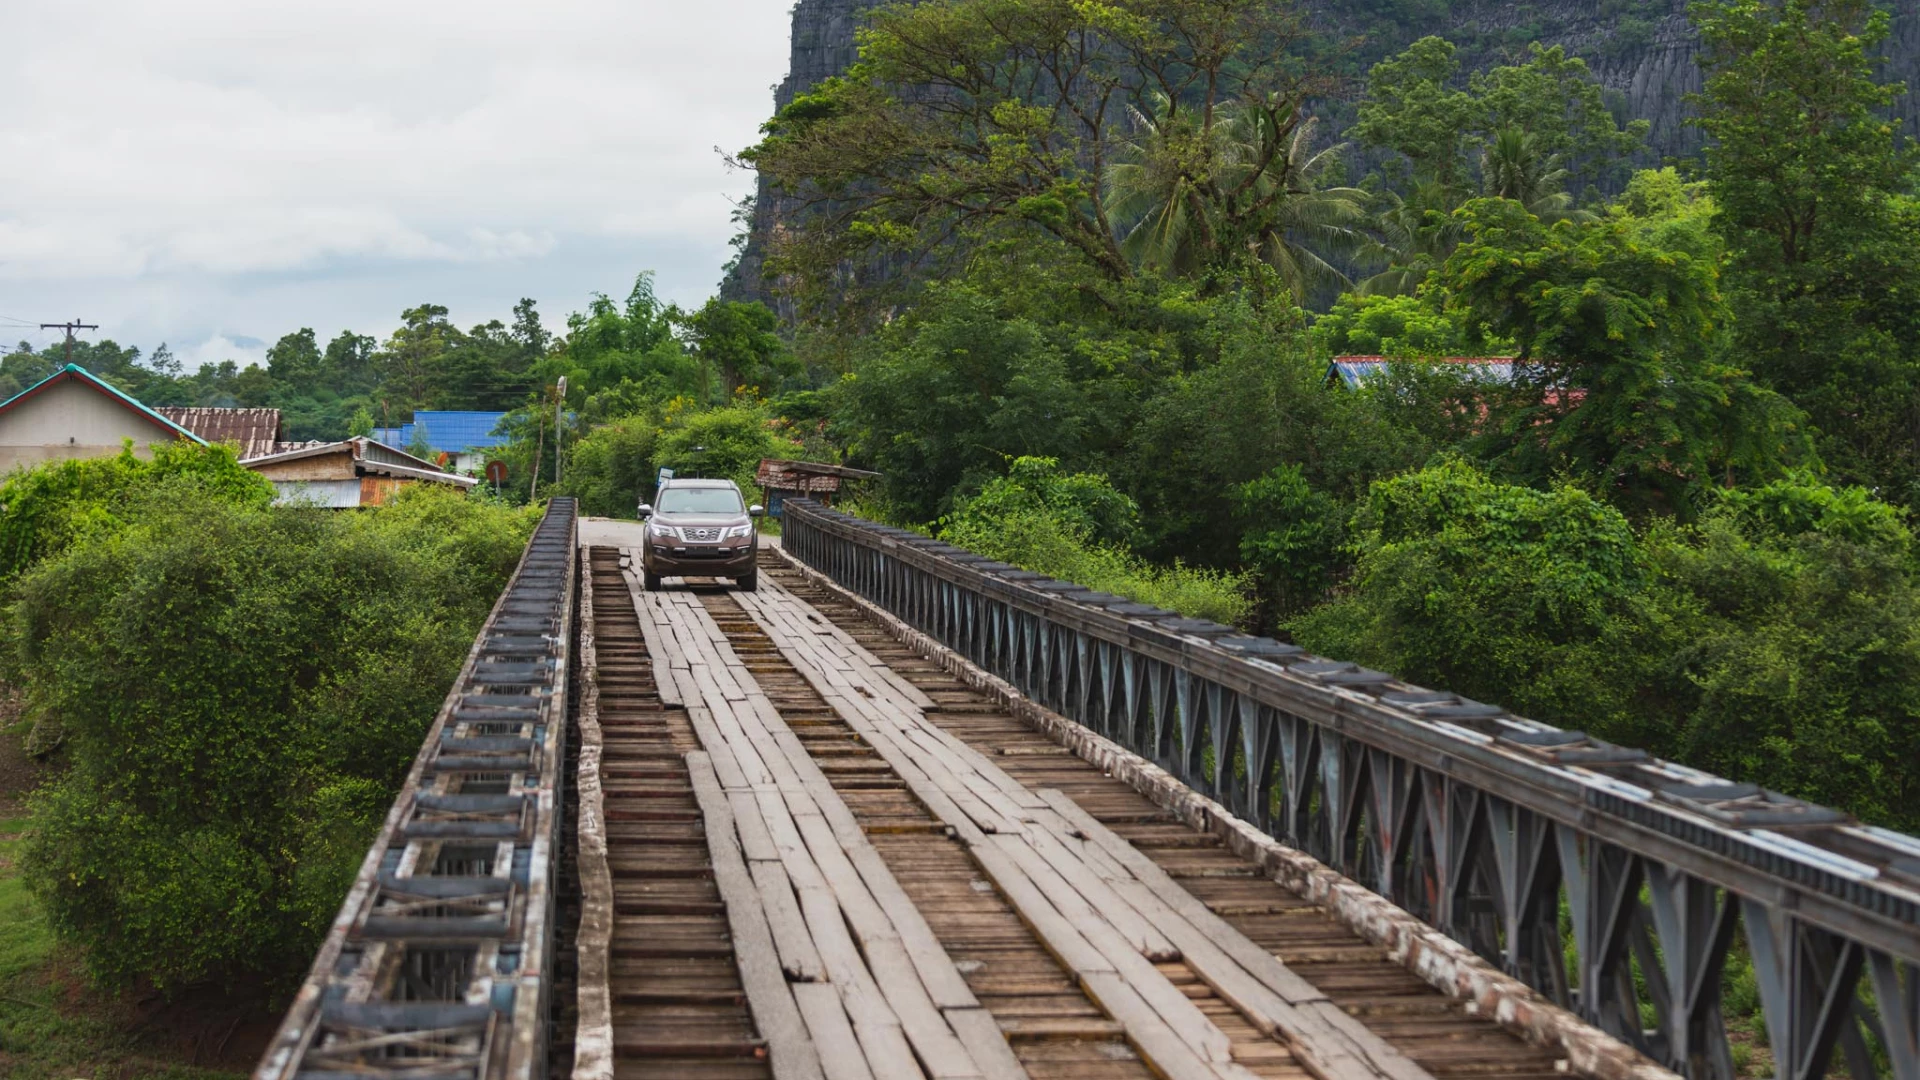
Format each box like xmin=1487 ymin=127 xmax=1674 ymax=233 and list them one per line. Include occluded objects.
xmin=1355 ymin=180 xmax=1465 ymax=296
xmin=1480 ymin=127 xmax=1584 ymax=221
xmin=1105 ymin=94 xmax=1371 ymax=300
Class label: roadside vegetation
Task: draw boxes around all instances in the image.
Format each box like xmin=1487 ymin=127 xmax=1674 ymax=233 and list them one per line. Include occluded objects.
xmin=0 ymin=445 xmax=533 ymax=1075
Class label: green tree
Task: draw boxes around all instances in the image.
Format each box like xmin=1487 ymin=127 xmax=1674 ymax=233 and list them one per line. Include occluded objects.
xmin=16 ymin=486 xmax=537 ymax=989
xmin=742 ymin=0 xmax=1326 ymax=314
xmin=1235 ymin=463 xmax=1343 ymax=619
xmin=1690 ymin=0 xmax=1920 ymax=503
xmin=1354 ymin=39 xmax=1649 ymax=199
xmin=1440 ymin=198 xmax=1808 ymax=512
xmin=681 ymin=299 xmax=799 ymax=399
xmin=267 ymin=328 xmax=324 ymax=391
xmin=1105 ymin=97 xmax=1370 ymax=300
xmin=377 ymin=304 xmax=457 ymax=410
xmin=653 ymin=401 xmax=807 ymax=496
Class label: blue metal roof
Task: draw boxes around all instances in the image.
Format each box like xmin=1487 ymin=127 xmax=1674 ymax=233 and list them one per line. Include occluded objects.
xmin=371 ymin=411 xmax=508 ymax=455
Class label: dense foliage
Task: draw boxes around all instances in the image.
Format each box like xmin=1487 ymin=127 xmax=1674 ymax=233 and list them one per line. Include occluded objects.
xmin=15 ymin=486 xmax=536 ymax=989
xmin=10 ymin=0 xmax=1914 ymax=878
xmin=1293 ymin=463 xmax=1920 ymax=830
xmin=724 ymin=0 xmax=1920 ymax=831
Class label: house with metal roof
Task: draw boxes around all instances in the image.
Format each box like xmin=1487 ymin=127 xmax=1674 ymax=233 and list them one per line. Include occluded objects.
xmin=155 ymin=406 xmax=283 ymax=459
xmin=0 ymin=363 xmax=205 ymax=473
xmin=244 ymin=436 xmax=477 ymax=507
xmin=1326 ymin=355 xmax=1520 ymax=389
xmin=371 ymin=411 xmax=509 ymax=475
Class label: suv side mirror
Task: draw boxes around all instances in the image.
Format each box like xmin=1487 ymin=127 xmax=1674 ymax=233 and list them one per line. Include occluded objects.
xmin=749 ymin=504 xmax=764 ymax=517
xmin=637 ymin=503 xmax=653 ymax=518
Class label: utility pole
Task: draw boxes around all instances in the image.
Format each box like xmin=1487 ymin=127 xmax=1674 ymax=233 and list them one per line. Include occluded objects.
xmin=40 ymin=319 xmax=98 ymax=365
xmin=553 ymin=376 xmax=567 ymax=485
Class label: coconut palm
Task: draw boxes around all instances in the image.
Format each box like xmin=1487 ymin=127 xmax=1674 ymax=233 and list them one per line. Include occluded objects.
xmin=1354 ymin=180 xmax=1465 ymax=296
xmin=1480 ymin=127 xmax=1585 ymax=221
xmin=1105 ymin=94 xmax=1371 ymax=300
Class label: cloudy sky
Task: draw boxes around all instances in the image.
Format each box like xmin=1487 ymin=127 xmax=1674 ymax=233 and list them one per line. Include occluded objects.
xmin=0 ymin=0 xmax=794 ymax=369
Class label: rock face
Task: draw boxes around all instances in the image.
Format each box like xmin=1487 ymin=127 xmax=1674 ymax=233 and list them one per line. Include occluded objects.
xmin=721 ymin=0 xmax=872 ymax=304
xmin=723 ymin=0 xmax=1920 ymax=304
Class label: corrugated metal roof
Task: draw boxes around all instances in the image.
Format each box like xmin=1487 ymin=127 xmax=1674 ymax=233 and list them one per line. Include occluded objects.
xmin=1327 ymin=356 xmax=1519 ymax=389
xmin=0 ymin=364 xmax=206 ymax=444
xmin=155 ymin=407 xmax=281 ymax=458
xmin=371 ymin=411 xmax=509 ymax=455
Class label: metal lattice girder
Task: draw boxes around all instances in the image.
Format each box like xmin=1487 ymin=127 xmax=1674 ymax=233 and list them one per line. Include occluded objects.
xmin=258 ymin=499 xmax=578 ymax=1080
xmin=780 ymin=498 xmax=1920 ymax=1080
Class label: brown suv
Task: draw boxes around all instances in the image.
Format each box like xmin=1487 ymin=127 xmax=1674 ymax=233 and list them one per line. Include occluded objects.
xmin=637 ymin=478 xmax=762 ymax=591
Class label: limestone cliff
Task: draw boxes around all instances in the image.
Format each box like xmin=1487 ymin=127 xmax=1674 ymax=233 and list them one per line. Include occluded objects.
xmin=722 ymin=0 xmax=1920 ymax=304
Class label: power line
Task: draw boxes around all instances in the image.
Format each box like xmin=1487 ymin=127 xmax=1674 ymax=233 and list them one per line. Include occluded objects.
xmin=40 ymin=319 xmax=98 ymax=365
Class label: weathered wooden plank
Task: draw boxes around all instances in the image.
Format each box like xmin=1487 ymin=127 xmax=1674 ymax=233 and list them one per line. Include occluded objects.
xmin=987 ymin=832 xmax=1234 ymax=1066
xmin=1082 ymin=970 xmax=1261 ymax=1080
xmin=1038 ymin=789 xmax=1436 ymax=1080
xmin=1020 ymin=816 xmax=1180 ymax=963
xmin=943 ymin=1006 xmax=1030 ymax=1080
xmin=794 ymin=981 xmax=878 ymax=1080
xmin=687 ymin=751 xmax=824 ymax=1080
xmin=750 ymin=856 xmax=827 ymax=984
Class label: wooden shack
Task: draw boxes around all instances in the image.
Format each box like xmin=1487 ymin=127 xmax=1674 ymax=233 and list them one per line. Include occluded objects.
xmin=245 ymin=437 xmax=477 ymax=507
xmin=755 ymin=458 xmax=880 ymax=518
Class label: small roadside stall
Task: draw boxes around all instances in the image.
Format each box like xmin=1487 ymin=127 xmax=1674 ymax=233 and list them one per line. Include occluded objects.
xmin=754 ymin=459 xmax=880 ymax=519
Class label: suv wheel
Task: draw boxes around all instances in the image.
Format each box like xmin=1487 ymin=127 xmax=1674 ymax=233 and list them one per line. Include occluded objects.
xmin=644 ymin=570 xmax=664 ymax=591
xmin=736 ymin=572 xmax=758 ymax=592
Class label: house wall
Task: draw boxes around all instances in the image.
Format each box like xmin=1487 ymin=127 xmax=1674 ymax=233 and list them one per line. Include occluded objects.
xmin=270 ymin=480 xmax=363 ymax=508
xmin=249 ymin=452 xmax=357 ymax=483
xmin=359 ymin=476 xmax=409 ymax=506
xmin=0 ymin=380 xmax=183 ymax=472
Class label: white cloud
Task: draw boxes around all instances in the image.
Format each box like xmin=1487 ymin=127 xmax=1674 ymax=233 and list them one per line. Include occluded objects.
xmin=0 ymin=0 xmax=793 ymax=356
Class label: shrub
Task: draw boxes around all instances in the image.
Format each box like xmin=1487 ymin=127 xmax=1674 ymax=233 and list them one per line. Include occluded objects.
xmin=1289 ymin=461 xmax=1920 ymax=830
xmin=939 ymin=458 xmax=1251 ymax=626
xmin=0 ymin=440 xmax=272 ymax=588
xmin=654 ymin=401 xmax=807 ymax=498
xmin=553 ymin=415 xmax=661 ymax=518
xmin=16 ymin=485 xmax=534 ymax=990
xmin=1289 ymin=458 xmax=1683 ymax=746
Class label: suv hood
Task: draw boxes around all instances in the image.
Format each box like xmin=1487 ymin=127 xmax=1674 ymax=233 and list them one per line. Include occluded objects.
xmin=654 ymin=512 xmax=749 ymax=527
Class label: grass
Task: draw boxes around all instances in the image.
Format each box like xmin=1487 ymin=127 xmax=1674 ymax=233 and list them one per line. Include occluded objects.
xmin=0 ymin=718 xmax=251 ymax=1080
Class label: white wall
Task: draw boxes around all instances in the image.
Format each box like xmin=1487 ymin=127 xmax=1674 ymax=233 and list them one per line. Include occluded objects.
xmin=0 ymin=379 xmax=182 ymax=473
xmin=270 ymin=479 xmax=362 ymax=508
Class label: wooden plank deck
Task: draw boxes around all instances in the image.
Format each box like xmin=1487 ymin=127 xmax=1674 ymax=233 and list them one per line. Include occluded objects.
xmin=750 ymin=555 xmax=1573 ymax=1080
xmin=579 ymin=544 xmax=1569 ymax=1080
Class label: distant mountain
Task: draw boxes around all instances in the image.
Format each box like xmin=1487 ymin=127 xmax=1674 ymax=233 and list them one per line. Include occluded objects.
xmin=723 ymin=0 xmax=1920 ymax=305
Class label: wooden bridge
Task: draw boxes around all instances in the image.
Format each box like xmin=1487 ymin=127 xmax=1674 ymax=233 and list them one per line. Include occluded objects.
xmin=257 ymin=499 xmax=1920 ymax=1080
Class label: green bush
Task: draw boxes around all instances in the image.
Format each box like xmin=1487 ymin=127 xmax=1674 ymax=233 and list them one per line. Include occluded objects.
xmin=654 ymin=401 xmax=807 ymax=498
xmin=553 ymin=415 xmax=662 ymax=518
xmin=939 ymin=458 xmax=1251 ymax=626
xmin=1290 ymin=461 xmax=1920 ymax=829
xmin=0 ymin=440 xmax=272 ymax=589
xmin=16 ymin=484 xmax=535 ymax=990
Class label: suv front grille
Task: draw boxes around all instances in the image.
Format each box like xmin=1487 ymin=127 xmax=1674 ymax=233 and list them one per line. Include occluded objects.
xmin=681 ymin=527 xmax=722 ymax=543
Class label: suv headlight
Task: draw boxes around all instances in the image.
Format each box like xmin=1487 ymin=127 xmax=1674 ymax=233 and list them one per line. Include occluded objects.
xmin=647 ymin=524 xmax=677 ymax=540
xmin=722 ymin=524 xmax=753 ymax=539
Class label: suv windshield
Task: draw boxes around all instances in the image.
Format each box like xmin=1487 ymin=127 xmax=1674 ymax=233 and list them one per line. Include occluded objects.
xmin=658 ymin=487 xmax=745 ymax=515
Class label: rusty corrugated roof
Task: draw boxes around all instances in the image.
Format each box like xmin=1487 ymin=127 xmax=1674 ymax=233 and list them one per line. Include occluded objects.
xmin=155 ymin=407 xmax=282 ymax=458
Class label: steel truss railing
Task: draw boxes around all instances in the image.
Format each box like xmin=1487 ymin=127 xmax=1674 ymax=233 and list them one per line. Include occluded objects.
xmin=258 ymin=498 xmax=578 ymax=1080
xmin=782 ymin=498 xmax=1920 ymax=1080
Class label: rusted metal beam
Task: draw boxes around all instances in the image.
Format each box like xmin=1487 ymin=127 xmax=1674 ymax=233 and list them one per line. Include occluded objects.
xmin=256 ymin=498 xmax=578 ymax=1080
